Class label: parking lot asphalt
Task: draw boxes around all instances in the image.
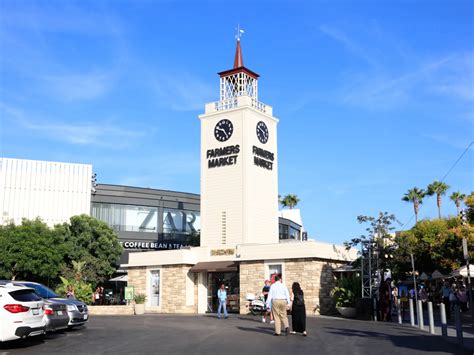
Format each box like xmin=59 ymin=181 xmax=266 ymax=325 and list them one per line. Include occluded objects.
xmin=0 ymin=314 xmax=467 ymax=355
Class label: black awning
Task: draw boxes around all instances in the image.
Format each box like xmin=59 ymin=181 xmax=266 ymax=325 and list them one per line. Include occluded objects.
xmin=190 ymin=261 xmax=238 ymax=273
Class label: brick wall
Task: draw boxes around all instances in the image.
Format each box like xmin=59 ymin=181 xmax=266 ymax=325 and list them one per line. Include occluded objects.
xmin=127 ymin=267 xmax=146 ymax=297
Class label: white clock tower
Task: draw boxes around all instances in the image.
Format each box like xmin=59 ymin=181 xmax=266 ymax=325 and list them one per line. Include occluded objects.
xmin=199 ymin=38 xmax=279 ymax=248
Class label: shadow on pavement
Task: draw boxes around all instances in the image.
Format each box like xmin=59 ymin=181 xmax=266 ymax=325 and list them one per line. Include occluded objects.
xmin=324 ymin=327 xmax=469 ymax=355
xmin=0 ymin=337 xmax=45 ymax=350
xmin=237 ymin=326 xmax=274 ymax=335
xmin=237 ymin=316 xmax=265 ymax=323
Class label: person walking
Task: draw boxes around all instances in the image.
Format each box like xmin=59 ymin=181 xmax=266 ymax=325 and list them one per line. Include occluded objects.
xmin=217 ymin=283 xmax=228 ymax=319
xmin=266 ymin=275 xmax=290 ymax=336
xmin=290 ymin=282 xmax=307 ymax=336
xmin=441 ymin=282 xmax=451 ymax=319
xmin=261 ymin=280 xmax=274 ymax=324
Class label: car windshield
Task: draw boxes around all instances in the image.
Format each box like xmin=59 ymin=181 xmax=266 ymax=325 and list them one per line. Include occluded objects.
xmin=21 ymin=282 xmax=59 ymax=299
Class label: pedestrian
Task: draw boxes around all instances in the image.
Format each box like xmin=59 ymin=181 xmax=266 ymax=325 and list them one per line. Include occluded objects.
xmin=400 ymin=290 xmax=408 ymax=320
xmin=419 ymin=286 xmax=428 ymax=309
xmin=290 ymin=282 xmax=307 ymax=336
xmin=378 ymin=278 xmax=390 ymax=321
xmin=66 ymin=285 xmax=75 ymax=299
xmin=99 ymin=286 xmax=105 ymax=305
xmin=261 ymin=280 xmax=274 ymax=324
xmin=440 ymin=282 xmax=451 ymax=319
xmin=217 ymin=283 xmax=228 ymax=319
xmin=391 ymin=285 xmax=398 ymax=314
xmin=457 ymin=286 xmax=468 ymax=312
xmin=449 ymin=285 xmax=458 ymax=312
xmin=93 ymin=286 xmax=101 ymax=305
xmin=266 ymin=275 xmax=290 ymax=336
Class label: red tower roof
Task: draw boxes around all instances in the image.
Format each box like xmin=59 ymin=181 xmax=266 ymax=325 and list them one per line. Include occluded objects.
xmin=218 ymin=39 xmax=259 ymax=79
xmin=233 ymin=40 xmax=243 ymax=68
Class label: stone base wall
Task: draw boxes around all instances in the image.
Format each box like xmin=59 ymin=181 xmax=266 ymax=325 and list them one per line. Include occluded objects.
xmin=239 ymin=258 xmax=343 ymax=315
xmin=128 ymin=267 xmax=147 ymax=297
xmin=160 ymin=264 xmax=196 ymax=314
xmin=285 ymin=258 xmax=342 ymax=315
xmin=239 ymin=261 xmax=265 ymax=314
xmin=88 ymin=305 xmax=134 ymax=315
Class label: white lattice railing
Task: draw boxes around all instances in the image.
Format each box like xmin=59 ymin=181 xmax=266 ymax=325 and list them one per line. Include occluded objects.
xmin=214 ymin=98 xmax=238 ymax=111
xmin=251 ymin=98 xmax=266 ymax=113
xmin=212 ymin=96 xmax=268 ymax=114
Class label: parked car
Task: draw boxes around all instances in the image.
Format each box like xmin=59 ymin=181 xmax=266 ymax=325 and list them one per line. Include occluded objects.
xmin=1 ymin=281 xmax=89 ymax=328
xmin=0 ymin=283 xmax=46 ymax=342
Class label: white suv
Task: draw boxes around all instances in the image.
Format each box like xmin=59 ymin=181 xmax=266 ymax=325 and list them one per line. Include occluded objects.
xmin=0 ymin=284 xmax=46 ymax=342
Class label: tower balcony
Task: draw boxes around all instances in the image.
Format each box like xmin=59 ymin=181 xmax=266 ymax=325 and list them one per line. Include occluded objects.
xmin=204 ymin=95 xmax=273 ymax=116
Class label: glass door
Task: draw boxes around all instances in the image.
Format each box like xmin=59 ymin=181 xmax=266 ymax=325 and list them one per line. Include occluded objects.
xmin=150 ymin=270 xmax=160 ymax=306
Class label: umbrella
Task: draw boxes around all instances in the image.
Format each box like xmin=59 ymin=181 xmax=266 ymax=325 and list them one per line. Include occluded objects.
xmin=109 ymin=274 xmax=128 ymax=282
xmin=431 ymin=270 xmax=444 ymax=280
xmin=451 ymin=265 xmax=474 ymax=278
xmin=419 ymin=272 xmax=429 ymax=281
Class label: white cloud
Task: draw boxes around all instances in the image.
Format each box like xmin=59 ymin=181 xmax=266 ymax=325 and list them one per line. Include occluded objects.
xmin=42 ymin=71 xmax=113 ymax=101
xmin=1 ymin=102 xmax=143 ymax=148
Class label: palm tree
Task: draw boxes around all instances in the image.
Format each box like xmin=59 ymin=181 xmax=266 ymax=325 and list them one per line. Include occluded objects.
xmin=281 ymin=194 xmax=300 ymax=209
xmin=450 ymin=191 xmax=466 ymax=215
xmin=426 ymin=181 xmax=450 ymax=219
xmin=402 ymin=187 xmax=425 ymax=224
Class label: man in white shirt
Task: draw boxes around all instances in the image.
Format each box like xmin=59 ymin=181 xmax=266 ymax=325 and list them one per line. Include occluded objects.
xmin=266 ymin=274 xmax=290 ymax=336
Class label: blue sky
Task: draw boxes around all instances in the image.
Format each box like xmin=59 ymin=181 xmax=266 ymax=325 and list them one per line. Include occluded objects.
xmin=1 ymin=0 xmax=473 ymax=244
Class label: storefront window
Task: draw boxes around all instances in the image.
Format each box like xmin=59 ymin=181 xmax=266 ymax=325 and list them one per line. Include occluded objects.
xmin=163 ymin=209 xmax=200 ymax=235
xmin=149 ymin=270 xmax=160 ymax=307
xmin=92 ymin=203 xmax=158 ymax=233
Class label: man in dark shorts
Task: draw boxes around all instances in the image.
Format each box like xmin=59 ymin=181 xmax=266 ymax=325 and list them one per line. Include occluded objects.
xmin=262 ymin=280 xmax=274 ymax=323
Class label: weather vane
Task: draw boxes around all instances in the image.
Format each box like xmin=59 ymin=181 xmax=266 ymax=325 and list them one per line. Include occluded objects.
xmin=235 ymin=24 xmax=244 ymax=41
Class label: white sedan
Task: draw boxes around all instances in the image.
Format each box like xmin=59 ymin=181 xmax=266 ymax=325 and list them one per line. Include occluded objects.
xmin=0 ymin=283 xmax=46 ymax=342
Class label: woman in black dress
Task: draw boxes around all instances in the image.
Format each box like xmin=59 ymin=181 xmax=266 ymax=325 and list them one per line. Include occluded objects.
xmin=290 ymin=282 xmax=307 ymax=336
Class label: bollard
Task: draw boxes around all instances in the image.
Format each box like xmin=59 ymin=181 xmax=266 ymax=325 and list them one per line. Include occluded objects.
xmin=373 ymin=297 xmax=377 ymax=322
xmin=417 ymin=300 xmax=424 ymax=330
xmin=428 ymin=302 xmax=435 ymax=334
xmin=440 ymin=303 xmax=448 ymax=337
xmin=409 ymin=298 xmax=415 ymax=327
xmin=455 ymin=305 xmax=463 ymax=345
xmin=397 ymin=299 xmax=402 ymax=324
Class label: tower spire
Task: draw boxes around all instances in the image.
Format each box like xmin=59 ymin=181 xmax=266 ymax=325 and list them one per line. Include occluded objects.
xmin=233 ymin=40 xmax=243 ymax=68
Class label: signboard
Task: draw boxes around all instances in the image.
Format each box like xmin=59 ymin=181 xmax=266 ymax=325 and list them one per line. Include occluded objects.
xmin=124 ymin=286 xmax=134 ymax=301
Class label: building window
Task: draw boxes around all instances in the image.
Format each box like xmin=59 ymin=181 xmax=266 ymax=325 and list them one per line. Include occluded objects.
xmin=265 ymin=262 xmax=284 ymax=283
xmin=149 ymin=270 xmax=160 ymax=307
xmin=279 ymin=224 xmax=289 ymax=239
xmin=163 ymin=209 xmax=201 ymax=235
xmin=92 ymin=203 xmax=158 ymax=233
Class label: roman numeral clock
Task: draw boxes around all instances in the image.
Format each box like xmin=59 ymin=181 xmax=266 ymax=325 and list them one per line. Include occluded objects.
xmin=199 ymin=38 xmax=279 ymax=248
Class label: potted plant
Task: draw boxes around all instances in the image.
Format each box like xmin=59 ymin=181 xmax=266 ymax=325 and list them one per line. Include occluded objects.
xmin=134 ymin=293 xmax=147 ymax=315
xmin=330 ymin=276 xmax=360 ymax=318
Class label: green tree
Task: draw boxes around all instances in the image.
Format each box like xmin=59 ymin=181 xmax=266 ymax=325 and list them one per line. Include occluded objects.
xmin=427 ymin=181 xmax=450 ymax=219
xmin=396 ymin=217 xmax=473 ymax=275
xmin=62 ymin=215 xmax=123 ymax=286
xmin=402 ymin=187 xmax=426 ymax=224
xmin=465 ymin=192 xmax=474 ymax=225
xmin=55 ymin=261 xmax=93 ymax=305
xmin=0 ymin=218 xmax=67 ymax=281
xmin=281 ymin=194 xmax=300 ymax=209
xmin=345 ymin=212 xmax=399 ymax=271
xmin=450 ymin=191 xmax=466 ymax=215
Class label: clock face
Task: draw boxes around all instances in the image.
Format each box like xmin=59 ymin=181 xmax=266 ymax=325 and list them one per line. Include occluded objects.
xmin=256 ymin=121 xmax=269 ymax=144
xmin=214 ymin=119 xmax=233 ymax=142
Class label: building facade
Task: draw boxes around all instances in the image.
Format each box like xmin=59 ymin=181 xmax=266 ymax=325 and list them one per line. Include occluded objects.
xmin=124 ymin=39 xmax=356 ymax=315
xmin=0 ymin=158 xmax=92 ymax=226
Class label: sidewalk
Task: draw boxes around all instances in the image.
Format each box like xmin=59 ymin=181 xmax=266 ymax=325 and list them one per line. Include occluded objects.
xmin=393 ymin=307 xmax=474 ymax=352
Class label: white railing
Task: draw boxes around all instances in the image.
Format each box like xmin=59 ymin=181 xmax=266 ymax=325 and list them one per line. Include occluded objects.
xmin=251 ymin=98 xmax=266 ymax=113
xmin=215 ymin=98 xmax=238 ymax=111
xmin=211 ymin=96 xmax=269 ymax=114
